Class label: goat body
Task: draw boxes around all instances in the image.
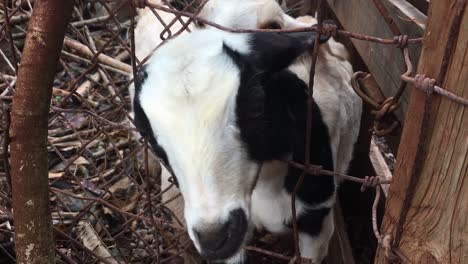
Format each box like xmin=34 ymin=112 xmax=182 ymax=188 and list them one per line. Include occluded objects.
xmin=132 ymin=1 xmax=362 ymax=263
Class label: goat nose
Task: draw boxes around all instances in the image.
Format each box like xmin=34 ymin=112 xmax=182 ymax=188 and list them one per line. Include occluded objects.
xmin=192 ymin=209 xmax=248 ymax=260
xmin=194 ymin=222 xmax=229 ymax=252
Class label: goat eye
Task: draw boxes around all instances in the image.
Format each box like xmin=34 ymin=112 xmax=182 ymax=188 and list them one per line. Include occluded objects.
xmin=261 ymin=22 xmax=282 ymax=30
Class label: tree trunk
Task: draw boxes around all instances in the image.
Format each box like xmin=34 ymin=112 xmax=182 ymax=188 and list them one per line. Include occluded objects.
xmin=375 ymin=1 xmax=468 ymax=263
xmin=9 ymin=1 xmax=74 ymax=263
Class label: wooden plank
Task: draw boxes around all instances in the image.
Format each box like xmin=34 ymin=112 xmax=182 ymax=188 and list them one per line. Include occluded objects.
xmin=375 ymin=0 xmax=468 ymax=263
xmin=369 ymin=139 xmax=392 ymax=197
xmin=327 ymin=200 xmax=355 ymax=264
xmin=326 ymin=0 xmax=426 ymax=125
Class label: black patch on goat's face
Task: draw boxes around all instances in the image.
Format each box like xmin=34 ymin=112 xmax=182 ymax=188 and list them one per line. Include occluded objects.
xmin=226 ymin=32 xmax=335 ymax=245
xmin=133 ymin=65 xmax=171 ymax=170
xmin=223 ymin=31 xmax=332 ymax=162
xmin=132 ymin=29 xmax=332 ymax=261
xmin=225 ymin=35 xmax=335 ymax=206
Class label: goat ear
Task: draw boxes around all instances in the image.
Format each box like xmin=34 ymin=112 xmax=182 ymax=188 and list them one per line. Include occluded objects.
xmin=250 ymin=30 xmax=330 ymax=72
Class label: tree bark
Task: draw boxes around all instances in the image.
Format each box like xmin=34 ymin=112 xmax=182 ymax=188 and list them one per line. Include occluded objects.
xmin=375 ymin=1 xmax=468 ymax=263
xmin=9 ymin=1 xmax=74 ymax=263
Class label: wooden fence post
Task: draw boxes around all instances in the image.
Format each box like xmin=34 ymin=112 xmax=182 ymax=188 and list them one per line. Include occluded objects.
xmin=9 ymin=0 xmax=74 ymax=263
xmin=375 ymin=1 xmax=467 ymax=263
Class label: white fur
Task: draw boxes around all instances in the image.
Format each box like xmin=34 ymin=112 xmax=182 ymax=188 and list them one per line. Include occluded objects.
xmin=139 ymin=30 xmax=259 ymax=253
xmin=252 ymin=162 xmax=336 ymax=235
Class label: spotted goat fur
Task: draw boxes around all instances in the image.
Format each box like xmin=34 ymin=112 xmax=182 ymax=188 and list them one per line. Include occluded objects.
xmin=131 ymin=1 xmax=362 ymax=263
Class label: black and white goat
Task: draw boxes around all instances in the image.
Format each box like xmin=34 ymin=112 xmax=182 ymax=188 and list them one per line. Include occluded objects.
xmin=132 ymin=1 xmax=362 ymax=263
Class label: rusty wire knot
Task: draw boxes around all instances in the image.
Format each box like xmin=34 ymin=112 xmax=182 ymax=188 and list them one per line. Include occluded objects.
xmin=308 ymin=164 xmax=323 ymax=176
xmin=413 ymin=74 xmax=436 ymax=95
xmin=372 ymin=97 xmax=400 ymax=120
xmin=404 ymin=74 xmax=468 ymax=106
xmin=371 ymin=97 xmax=401 ymax=136
xmin=320 ymin=23 xmax=338 ymax=38
xmin=360 ymin=176 xmax=381 ymax=192
xmin=351 ymin=71 xmax=401 ymax=136
xmin=394 ymin=35 xmax=409 ymax=49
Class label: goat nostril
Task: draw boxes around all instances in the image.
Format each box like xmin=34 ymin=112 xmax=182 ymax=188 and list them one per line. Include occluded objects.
xmin=193 ymin=209 xmax=248 ymax=260
xmin=194 ymin=222 xmax=229 ymax=252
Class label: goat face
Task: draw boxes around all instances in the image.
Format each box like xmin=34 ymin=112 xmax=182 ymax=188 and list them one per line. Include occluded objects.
xmin=133 ymin=28 xmax=329 ymax=261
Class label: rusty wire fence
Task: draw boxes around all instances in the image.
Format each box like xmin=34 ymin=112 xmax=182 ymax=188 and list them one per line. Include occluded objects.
xmin=1 ymin=0 xmax=467 ymax=263
xmin=0 ymin=1 xmax=192 ymax=263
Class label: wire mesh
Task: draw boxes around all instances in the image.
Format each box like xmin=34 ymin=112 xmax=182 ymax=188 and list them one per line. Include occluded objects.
xmin=0 ymin=1 xmax=192 ymax=263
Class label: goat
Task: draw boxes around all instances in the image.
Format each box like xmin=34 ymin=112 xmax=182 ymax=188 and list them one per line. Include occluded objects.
xmin=133 ymin=0 xmax=311 ymax=231
xmin=132 ymin=1 xmax=362 ymax=263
